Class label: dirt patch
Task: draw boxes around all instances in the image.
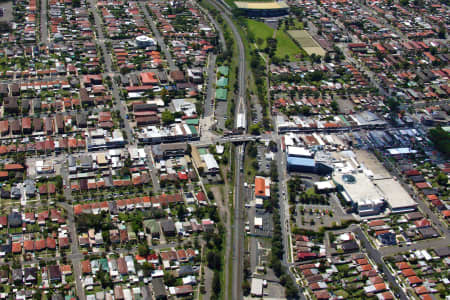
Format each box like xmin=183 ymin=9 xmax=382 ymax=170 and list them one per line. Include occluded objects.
xmin=210 ymin=185 xmax=224 ymax=205
xmin=202 ymin=264 xmax=213 ymax=300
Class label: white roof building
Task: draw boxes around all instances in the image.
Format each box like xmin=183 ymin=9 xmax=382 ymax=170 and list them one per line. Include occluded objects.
xmin=236 ymin=113 xmax=246 ymax=130
xmin=287 ymin=146 xmax=314 ymax=158
xmin=254 ymin=217 xmax=263 ymax=228
xmin=251 ymin=278 xmax=263 ymax=297
xmin=201 ymin=154 xmax=219 ymax=172
xmin=314 ymin=180 xmax=336 ymax=191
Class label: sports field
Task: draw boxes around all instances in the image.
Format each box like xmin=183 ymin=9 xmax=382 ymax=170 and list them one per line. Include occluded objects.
xmin=247 ymin=19 xmax=274 ymax=49
xmin=235 ymin=1 xmax=289 ymax=8
xmin=275 ymin=30 xmax=301 ymax=61
xmin=287 ymin=30 xmax=326 ymax=56
xmin=247 ymin=20 xmax=301 ymax=61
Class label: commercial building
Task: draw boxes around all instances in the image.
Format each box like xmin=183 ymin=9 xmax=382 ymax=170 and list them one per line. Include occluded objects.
xmin=314 ymin=180 xmax=336 ymax=193
xmin=202 ymin=154 xmax=219 ymax=173
xmin=287 ymin=156 xmax=316 ymax=173
xmin=234 ymin=1 xmax=289 ymax=17
xmin=332 ymin=151 xmax=417 ymax=216
xmin=286 ymin=156 xmax=333 ymax=175
xmin=373 ymin=178 xmax=417 ymax=213
xmin=254 ymin=176 xmax=270 ymax=199
xmin=135 ymin=35 xmax=157 ymax=48
xmin=287 ymin=146 xmax=314 ymax=158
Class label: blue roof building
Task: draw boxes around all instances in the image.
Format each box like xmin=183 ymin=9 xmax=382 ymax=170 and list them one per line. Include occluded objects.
xmin=286 ymin=156 xmax=316 ymax=173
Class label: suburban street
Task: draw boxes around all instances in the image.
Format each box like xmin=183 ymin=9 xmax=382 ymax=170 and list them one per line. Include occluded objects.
xmin=40 ymin=0 xmax=48 ymax=46
xmin=86 ymin=0 xmax=135 ymax=143
xmin=2 ymin=0 xmax=447 ymax=298
xmin=139 ymin=3 xmax=177 ymax=71
xmin=353 ymin=226 xmax=409 ymax=300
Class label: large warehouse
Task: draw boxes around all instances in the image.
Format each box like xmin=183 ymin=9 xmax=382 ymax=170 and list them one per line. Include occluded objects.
xmin=286 ymin=156 xmax=333 ymax=175
xmin=234 ymin=1 xmax=289 ymax=17
xmin=286 ymin=146 xmax=333 ymax=174
xmin=333 ymin=171 xmax=385 ymax=216
xmin=332 ymin=151 xmax=417 ymax=216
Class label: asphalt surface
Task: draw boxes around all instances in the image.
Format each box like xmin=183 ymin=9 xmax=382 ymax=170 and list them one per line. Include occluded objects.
xmin=59 ymin=202 xmax=85 ymax=300
xmin=140 ymin=3 xmax=177 ymax=71
xmin=87 ymin=0 xmax=134 ymax=143
xmin=204 ymin=53 xmax=216 ymax=117
xmin=59 ymin=157 xmax=85 ymax=300
xmin=40 ymin=0 xmax=48 ymax=46
xmin=197 ymin=3 xmax=227 ymax=52
xmin=144 ymin=146 xmax=161 ymax=193
xmin=275 ymin=135 xmax=306 ymax=300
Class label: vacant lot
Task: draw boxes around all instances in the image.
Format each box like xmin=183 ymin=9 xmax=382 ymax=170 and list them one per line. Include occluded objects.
xmin=287 ymin=30 xmax=326 ymax=56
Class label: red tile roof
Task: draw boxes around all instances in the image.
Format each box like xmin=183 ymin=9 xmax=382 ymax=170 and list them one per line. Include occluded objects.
xmin=81 ymin=260 xmax=91 ymax=274
xmin=416 ymin=182 xmax=431 ymax=189
xmin=407 ymin=276 xmax=423 ymax=285
xmin=24 ymin=240 xmax=34 ymax=251
xmin=415 ymin=286 xmax=429 ymax=295
xmin=402 ymin=268 xmax=416 ymax=277
xmin=4 ymin=164 xmax=24 ymax=170
xmin=396 ymin=262 xmax=411 ymax=270
xmin=414 ymin=219 xmax=431 ymax=228
xmin=46 ymin=237 xmax=56 ymax=249
xmin=12 ymin=242 xmax=21 ymax=253
xmin=368 ymin=220 xmax=385 ymax=227
xmin=35 ymin=239 xmax=46 ymax=251
xmin=59 ymin=237 xmax=69 ymax=248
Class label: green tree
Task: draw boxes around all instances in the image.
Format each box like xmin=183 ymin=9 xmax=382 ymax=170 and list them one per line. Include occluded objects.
xmin=438 ymin=24 xmax=446 ymax=39
xmin=436 ymin=172 xmax=448 ymax=186
xmin=212 ymin=271 xmax=221 ymax=295
xmin=386 ymin=98 xmax=400 ymax=113
xmin=161 ymin=88 xmax=170 ymax=105
xmin=247 ymin=142 xmax=257 ymax=157
xmin=161 ymin=110 xmax=175 ymax=125
xmin=330 ymin=100 xmax=339 ymax=112
xmin=164 ymin=271 xmax=177 ymax=286
xmin=54 ymin=175 xmax=63 ymax=191
xmin=207 ymin=251 xmax=221 ymax=270
xmin=242 ymin=280 xmax=251 ymax=295
xmin=429 ymin=126 xmax=450 ymax=158
xmin=138 ymin=243 xmax=150 ymax=257
xmin=249 ymin=124 xmax=261 ymax=135
xmin=270 ymin=161 xmax=278 ymax=181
